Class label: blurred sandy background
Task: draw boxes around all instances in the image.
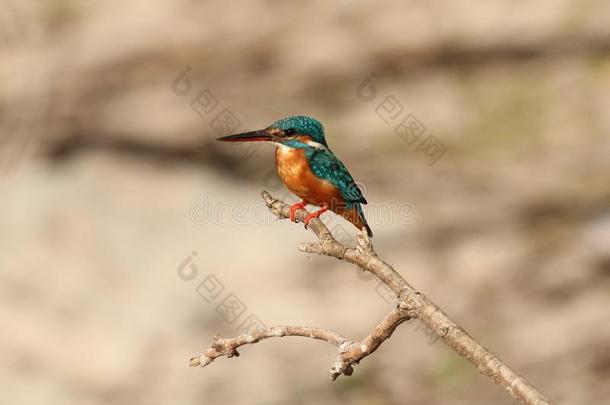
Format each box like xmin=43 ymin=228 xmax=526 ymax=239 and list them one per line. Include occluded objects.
xmin=2 ymin=1 xmax=610 ymax=404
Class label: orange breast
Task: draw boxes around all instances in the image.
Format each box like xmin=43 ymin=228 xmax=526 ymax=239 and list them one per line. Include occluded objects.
xmin=275 ymin=146 xmax=344 ymax=208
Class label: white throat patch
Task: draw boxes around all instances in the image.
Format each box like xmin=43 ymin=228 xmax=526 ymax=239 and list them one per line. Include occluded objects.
xmin=274 ymin=141 xmax=327 ymax=151
xmin=305 ymin=140 xmax=327 ymax=150
xmin=274 ymin=142 xmax=291 ymax=151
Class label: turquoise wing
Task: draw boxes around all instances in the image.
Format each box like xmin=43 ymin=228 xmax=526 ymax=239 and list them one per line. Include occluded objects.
xmin=304 ymin=147 xmax=367 ymax=204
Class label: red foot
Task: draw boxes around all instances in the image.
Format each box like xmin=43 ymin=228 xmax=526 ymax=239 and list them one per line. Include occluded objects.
xmin=289 ymin=200 xmax=308 ymax=222
xmin=303 ymin=204 xmax=329 ymax=229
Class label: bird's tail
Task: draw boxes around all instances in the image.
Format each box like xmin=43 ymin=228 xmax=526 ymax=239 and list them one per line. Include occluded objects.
xmin=342 ymin=204 xmax=373 ymax=237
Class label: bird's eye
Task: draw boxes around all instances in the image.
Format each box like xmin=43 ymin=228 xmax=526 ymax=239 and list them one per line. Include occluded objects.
xmin=284 ymin=128 xmax=296 ymax=135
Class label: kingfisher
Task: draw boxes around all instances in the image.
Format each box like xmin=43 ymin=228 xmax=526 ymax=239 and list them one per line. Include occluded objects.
xmin=217 ymin=115 xmax=372 ymax=236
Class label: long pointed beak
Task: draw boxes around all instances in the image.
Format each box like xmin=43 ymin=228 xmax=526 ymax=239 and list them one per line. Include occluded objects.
xmin=216 ymin=129 xmax=274 ymax=143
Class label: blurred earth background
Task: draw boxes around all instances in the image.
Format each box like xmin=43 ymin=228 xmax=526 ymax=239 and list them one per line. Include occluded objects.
xmin=2 ymin=1 xmax=610 ymax=404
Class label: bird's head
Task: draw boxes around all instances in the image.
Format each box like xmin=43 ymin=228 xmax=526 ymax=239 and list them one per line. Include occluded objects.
xmin=216 ymin=115 xmax=327 ymax=149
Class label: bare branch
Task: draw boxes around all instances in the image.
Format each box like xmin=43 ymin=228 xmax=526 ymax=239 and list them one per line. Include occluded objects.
xmin=191 ymin=191 xmax=551 ymax=405
xmin=190 ymin=326 xmax=347 ymax=368
xmin=190 ymin=308 xmax=408 ymax=379
xmin=330 ymin=307 xmax=408 ymax=380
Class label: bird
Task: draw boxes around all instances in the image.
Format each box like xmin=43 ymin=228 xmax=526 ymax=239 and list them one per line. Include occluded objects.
xmin=216 ymin=115 xmax=372 ymax=236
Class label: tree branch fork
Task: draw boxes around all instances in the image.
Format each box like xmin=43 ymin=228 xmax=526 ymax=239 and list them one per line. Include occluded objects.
xmin=190 ymin=191 xmax=550 ymax=405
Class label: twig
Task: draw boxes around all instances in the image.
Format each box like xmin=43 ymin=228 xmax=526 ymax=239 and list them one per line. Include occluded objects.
xmin=189 ymin=308 xmax=407 ymax=380
xmin=191 ymin=191 xmax=550 ymax=405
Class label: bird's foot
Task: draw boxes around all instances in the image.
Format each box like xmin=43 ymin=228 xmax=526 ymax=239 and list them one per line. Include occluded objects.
xmin=289 ymin=200 xmax=308 ymax=222
xmin=303 ymin=204 xmax=329 ymax=229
